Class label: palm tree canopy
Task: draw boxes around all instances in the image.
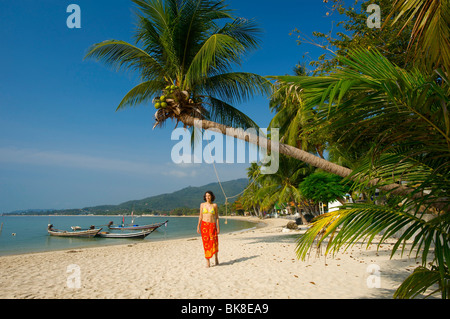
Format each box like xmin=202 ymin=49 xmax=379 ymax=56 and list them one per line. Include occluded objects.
xmin=270 ymin=49 xmax=449 ymax=197
xmin=255 ymin=154 xmax=315 ymax=210
xmin=271 ymin=48 xmax=450 ymax=298
xmin=85 ymin=0 xmax=271 ymax=129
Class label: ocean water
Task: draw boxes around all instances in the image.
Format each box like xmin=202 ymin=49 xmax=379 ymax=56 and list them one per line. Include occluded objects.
xmin=0 ymin=215 xmax=256 ymax=256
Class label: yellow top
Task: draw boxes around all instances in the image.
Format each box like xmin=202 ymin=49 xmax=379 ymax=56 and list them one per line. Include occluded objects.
xmin=202 ymin=206 xmax=215 ymax=214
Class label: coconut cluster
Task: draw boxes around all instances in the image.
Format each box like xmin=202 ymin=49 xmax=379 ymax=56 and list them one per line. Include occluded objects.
xmin=153 ymin=84 xmax=205 ymax=129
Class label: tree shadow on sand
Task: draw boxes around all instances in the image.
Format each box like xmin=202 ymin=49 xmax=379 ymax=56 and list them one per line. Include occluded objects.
xmin=219 ymin=255 xmax=259 ymax=266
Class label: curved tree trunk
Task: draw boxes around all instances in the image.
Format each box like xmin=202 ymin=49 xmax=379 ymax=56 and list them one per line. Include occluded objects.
xmin=178 ymin=115 xmax=443 ymax=210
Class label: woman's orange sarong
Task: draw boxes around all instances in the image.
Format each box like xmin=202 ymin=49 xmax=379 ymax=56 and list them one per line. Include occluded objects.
xmin=201 ymin=221 xmax=218 ymax=259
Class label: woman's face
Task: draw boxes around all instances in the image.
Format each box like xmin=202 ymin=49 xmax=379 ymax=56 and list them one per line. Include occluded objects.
xmin=205 ymin=193 xmax=212 ymax=202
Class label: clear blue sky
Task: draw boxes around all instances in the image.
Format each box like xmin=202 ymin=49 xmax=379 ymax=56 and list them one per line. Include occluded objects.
xmin=0 ymin=0 xmax=344 ymax=213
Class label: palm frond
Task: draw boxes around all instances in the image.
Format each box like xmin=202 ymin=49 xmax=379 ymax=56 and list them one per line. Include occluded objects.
xmin=206 ymin=97 xmax=259 ymax=129
xmin=185 ymin=33 xmax=246 ymax=85
xmin=386 ymin=0 xmax=450 ymax=74
xmin=84 ymin=40 xmax=164 ymax=81
xmin=87 ymin=0 xmax=266 ymax=132
xmin=116 ymin=79 xmax=166 ymax=110
xmin=133 ymin=12 xmax=180 ymax=77
xmin=203 ymin=72 xmax=271 ymax=105
xmin=394 ymin=266 xmax=449 ymax=299
xmin=217 ymin=17 xmax=262 ymax=52
xmin=296 ymin=203 xmax=450 ymax=263
xmin=177 ymin=0 xmax=233 ymax=77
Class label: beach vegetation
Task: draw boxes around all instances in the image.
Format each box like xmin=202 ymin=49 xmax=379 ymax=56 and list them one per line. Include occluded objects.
xmin=271 ymin=0 xmax=450 ymax=296
xmin=292 ymin=0 xmax=417 ymax=75
xmin=298 ymin=171 xmax=351 ymax=205
xmin=256 ymin=154 xmax=315 ymax=223
xmin=239 ymin=162 xmax=264 ymax=218
xmin=281 ymin=49 xmax=449 ymax=298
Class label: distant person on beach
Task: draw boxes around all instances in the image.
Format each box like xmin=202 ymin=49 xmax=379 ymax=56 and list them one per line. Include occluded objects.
xmin=197 ymin=190 xmax=220 ymax=268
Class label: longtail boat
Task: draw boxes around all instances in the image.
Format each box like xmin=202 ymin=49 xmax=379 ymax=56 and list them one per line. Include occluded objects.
xmin=96 ymin=227 xmax=157 ymax=239
xmin=107 ymin=220 xmax=168 ymax=231
xmin=47 ymin=224 xmax=102 ymax=238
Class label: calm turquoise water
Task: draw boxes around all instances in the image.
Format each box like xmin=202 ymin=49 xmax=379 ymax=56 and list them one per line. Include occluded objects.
xmin=0 ymin=215 xmax=256 ymax=256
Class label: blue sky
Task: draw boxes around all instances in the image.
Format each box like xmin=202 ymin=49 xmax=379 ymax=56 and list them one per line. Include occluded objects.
xmin=0 ymin=0 xmax=343 ymax=213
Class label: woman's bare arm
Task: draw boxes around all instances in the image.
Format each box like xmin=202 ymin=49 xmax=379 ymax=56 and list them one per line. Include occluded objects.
xmin=197 ymin=203 xmax=203 ymax=234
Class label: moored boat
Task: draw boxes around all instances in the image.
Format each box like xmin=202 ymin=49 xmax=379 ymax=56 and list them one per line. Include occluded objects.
xmin=47 ymin=224 xmax=102 ymax=238
xmin=96 ymin=228 xmax=156 ymax=239
xmin=107 ymin=220 xmax=168 ymax=231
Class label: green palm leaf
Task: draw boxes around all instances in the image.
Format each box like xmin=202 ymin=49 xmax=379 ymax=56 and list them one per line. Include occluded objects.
xmin=206 ymin=97 xmax=258 ymax=129
xmin=204 ymin=72 xmax=271 ymax=104
xmin=386 ymin=0 xmax=450 ymax=74
xmin=394 ymin=266 xmax=449 ymax=299
xmin=117 ymin=79 xmax=166 ymax=110
xmin=185 ymin=33 xmax=243 ymax=83
xmin=296 ymin=203 xmax=450 ymax=266
xmin=84 ymin=40 xmax=164 ymax=81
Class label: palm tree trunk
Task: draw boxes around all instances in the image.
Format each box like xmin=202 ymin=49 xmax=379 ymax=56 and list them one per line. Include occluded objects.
xmin=293 ymin=201 xmax=309 ymax=225
xmin=179 ymin=115 xmax=443 ymax=210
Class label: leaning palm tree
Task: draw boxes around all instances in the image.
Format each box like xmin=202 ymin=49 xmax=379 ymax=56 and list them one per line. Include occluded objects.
xmin=84 ymin=0 xmax=362 ymax=183
xmin=273 ymin=48 xmax=449 ymax=298
xmin=85 ymin=0 xmax=270 ymax=131
xmin=85 ymin=0 xmax=434 ymax=218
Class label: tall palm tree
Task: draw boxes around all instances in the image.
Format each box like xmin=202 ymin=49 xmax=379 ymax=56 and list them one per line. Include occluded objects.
xmin=239 ymin=162 xmax=263 ymax=217
xmin=273 ymin=48 xmax=449 ymax=298
xmin=85 ymin=0 xmax=271 ymax=130
xmin=239 ymin=182 xmax=262 ymax=217
xmin=256 ymin=154 xmax=315 ymax=224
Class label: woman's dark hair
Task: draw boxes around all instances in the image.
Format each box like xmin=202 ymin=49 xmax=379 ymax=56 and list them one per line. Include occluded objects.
xmin=203 ymin=190 xmax=215 ymax=202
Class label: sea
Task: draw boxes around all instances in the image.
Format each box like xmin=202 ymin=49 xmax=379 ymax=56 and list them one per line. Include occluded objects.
xmin=0 ymin=215 xmax=257 ymax=256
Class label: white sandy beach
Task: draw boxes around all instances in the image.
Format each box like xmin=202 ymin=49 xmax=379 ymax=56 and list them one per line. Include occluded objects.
xmin=0 ymin=217 xmax=424 ymax=299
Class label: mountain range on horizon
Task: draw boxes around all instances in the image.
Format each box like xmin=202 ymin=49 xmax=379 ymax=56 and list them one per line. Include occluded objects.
xmin=5 ymin=178 xmax=249 ymax=215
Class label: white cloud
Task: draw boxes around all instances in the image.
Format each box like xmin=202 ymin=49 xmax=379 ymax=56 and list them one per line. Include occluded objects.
xmin=0 ymin=146 xmax=249 ymax=183
xmin=161 ymin=161 xmax=202 ymax=178
xmin=0 ymin=147 xmax=161 ymax=176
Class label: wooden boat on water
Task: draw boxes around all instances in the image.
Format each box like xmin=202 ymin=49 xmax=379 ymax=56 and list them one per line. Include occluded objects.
xmin=96 ymin=228 xmax=157 ymax=239
xmin=47 ymin=224 xmax=102 ymax=238
xmin=107 ymin=220 xmax=168 ymax=231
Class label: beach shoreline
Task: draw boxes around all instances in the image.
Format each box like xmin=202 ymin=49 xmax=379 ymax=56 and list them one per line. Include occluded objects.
xmin=0 ymin=216 xmax=429 ymax=299
xmin=0 ymin=215 xmax=259 ymax=257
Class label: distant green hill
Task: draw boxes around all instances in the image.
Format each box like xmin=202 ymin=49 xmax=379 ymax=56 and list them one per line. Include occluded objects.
xmin=84 ymin=178 xmax=248 ymax=214
xmin=71 ymin=178 xmax=247 ymax=215
xmin=7 ymin=178 xmax=249 ymax=216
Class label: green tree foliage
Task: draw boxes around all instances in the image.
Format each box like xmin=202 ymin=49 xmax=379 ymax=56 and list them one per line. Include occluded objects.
xmin=292 ymin=0 xmax=416 ymax=74
xmin=386 ymin=0 xmax=450 ymax=75
xmin=273 ymin=48 xmax=449 ymax=299
xmin=299 ymin=171 xmax=350 ymax=204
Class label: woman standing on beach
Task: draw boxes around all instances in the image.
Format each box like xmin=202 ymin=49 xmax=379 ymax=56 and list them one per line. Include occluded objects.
xmin=197 ymin=190 xmax=220 ymax=268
